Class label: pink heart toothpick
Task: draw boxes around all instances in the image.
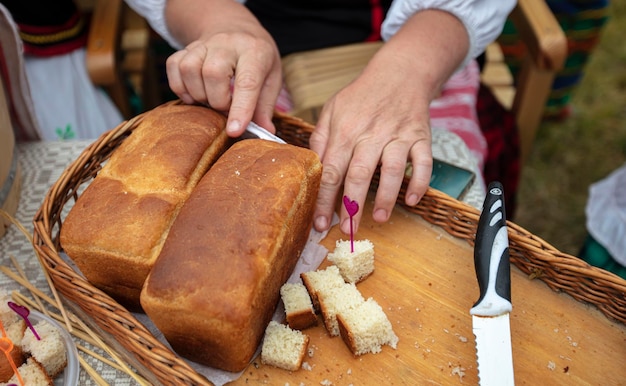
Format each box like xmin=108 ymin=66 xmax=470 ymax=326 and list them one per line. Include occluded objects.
xmin=343 ymin=195 xmax=359 ymax=252
xmin=8 ymin=302 xmax=39 ymax=341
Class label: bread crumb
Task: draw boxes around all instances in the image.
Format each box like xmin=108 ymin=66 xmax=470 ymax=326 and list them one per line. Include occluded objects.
xmin=320 ymin=380 xmax=333 ymax=385
xmin=566 ymin=336 xmax=578 ymax=347
xmin=450 ymin=364 xmax=466 ymax=380
xmin=347 ymin=368 xmax=352 ymax=375
xmin=548 ymin=361 xmax=556 ymax=371
xmin=301 ymin=361 xmax=312 ymax=371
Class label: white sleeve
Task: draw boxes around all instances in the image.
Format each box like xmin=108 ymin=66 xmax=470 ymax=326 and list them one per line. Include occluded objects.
xmin=381 ymin=0 xmax=517 ymax=67
xmin=124 ymin=0 xmax=183 ymax=49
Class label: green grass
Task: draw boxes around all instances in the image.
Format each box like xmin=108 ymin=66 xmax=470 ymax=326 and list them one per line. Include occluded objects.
xmin=514 ymin=1 xmax=626 ymax=255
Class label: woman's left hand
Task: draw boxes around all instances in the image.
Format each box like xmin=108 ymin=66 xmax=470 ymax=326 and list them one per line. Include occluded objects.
xmin=309 ymin=47 xmax=433 ymax=235
xmin=309 ymin=9 xmax=470 ymax=234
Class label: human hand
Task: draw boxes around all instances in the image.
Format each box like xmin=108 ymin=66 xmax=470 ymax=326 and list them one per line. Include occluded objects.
xmin=309 ymin=53 xmax=433 ymax=235
xmin=165 ymin=27 xmax=283 ymax=136
xmin=308 ymin=8 xmax=470 ymax=235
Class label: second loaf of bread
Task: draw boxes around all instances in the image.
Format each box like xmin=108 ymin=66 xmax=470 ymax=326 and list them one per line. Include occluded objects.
xmin=141 ymin=139 xmax=322 ymax=372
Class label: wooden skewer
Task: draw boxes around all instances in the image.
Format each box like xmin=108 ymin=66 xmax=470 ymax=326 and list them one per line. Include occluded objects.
xmin=9 ymin=255 xmax=47 ymax=315
xmin=77 ymin=345 xmax=149 ymax=384
xmin=1 ymin=210 xmax=152 ymax=385
xmin=1 ymin=267 xmax=57 ymax=309
xmin=78 ymin=355 xmax=109 ymax=386
xmin=9 ymin=284 xmax=145 ymax=380
xmin=10 ymin=293 xmax=96 ymax=346
xmin=10 ymin=292 xmax=147 ymax=383
xmin=0 ymin=209 xmax=72 ymax=332
xmin=70 ymin=315 xmax=150 ymax=386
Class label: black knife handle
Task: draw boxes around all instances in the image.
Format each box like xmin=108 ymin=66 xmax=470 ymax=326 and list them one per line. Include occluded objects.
xmin=470 ymin=181 xmax=512 ymax=317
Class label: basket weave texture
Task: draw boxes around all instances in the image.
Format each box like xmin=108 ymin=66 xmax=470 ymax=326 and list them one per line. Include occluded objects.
xmin=32 ymin=101 xmax=626 ymax=385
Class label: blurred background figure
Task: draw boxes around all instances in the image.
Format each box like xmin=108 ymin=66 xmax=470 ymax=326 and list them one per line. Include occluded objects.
xmin=0 ymin=0 xmax=123 ymax=141
xmin=581 ymin=163 xmax=626 ymax=279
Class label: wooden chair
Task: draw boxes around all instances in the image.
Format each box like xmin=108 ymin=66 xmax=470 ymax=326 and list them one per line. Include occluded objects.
xmin=281 ymin=0 xmax=568 ymax=166
xmin=78 ymin=0 xmax=159 ymax=119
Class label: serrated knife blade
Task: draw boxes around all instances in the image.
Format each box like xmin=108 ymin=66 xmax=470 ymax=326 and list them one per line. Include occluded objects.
xmin=470 ymin=181 xmax=515 ymax=386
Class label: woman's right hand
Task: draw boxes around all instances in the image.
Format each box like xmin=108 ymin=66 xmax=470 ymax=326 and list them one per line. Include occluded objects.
xmin=164 ymin=0 xmax=283 ymax=136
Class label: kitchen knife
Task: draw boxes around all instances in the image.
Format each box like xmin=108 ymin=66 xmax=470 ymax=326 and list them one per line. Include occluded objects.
xmin=240 ymin=121 xmax=287 ymax=144
xmin=470 ymin=181 xmax=514 ymax=385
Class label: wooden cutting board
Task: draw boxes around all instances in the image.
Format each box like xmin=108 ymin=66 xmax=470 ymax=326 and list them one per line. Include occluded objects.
xmin=231 ymin=200 xmax=626 ymax=385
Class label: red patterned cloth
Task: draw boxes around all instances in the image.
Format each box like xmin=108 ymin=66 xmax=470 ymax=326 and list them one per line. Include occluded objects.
xmin=476 ymin=82 xmax=520 ymax=217
xmin=430 ymin=60 xmax=487 ymax=173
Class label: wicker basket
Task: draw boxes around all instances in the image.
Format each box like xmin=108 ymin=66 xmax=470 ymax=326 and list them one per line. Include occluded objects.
xmin=32 ymin=101 xmax=626 ymax=385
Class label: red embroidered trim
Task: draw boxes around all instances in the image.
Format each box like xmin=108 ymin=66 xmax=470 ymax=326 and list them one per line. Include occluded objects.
xmin=365 ymin=0 xmax=383 ymax=42
xmin=17 ymin=10 xmax=87 ymax=57
xmin=17 ymin=10 xmax=81 ymax=35
xmin=22 ymin=35 xmax=87 ymax=56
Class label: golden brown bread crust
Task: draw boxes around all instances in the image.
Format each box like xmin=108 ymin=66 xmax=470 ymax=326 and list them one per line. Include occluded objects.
xmin=141 ymin=139 xmax=322 ymax=372
xmin=336 ymin=313 xmax=359 ymax=356
xmin=60 ymin=104 xmax=229 ymax=309
xmin=300 ymin=273 xmax=322 ymax=312
xmin=0 ymin=344 xmax=24 ymax=382
xmin=286 ymin=309 xmax=318 ymax=330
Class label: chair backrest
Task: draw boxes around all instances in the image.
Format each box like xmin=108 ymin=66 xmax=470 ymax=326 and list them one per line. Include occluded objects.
xmin=81 ymin=0 xmax=159 ymax=118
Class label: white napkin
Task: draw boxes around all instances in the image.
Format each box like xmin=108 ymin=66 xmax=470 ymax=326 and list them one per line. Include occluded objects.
xmin=586 ymin=162 xmax=626 ymax=265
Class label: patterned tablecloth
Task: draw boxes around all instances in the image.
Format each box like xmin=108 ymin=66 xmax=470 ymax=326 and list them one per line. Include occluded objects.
xmin=0 ymin=132 xmax=484 ymax=385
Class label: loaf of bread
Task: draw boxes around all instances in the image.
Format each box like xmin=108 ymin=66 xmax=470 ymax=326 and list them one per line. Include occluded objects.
xmin=141 ymin=139 xmax=322 ymax=372
xmin=327 ymin=239 xmax=375 ymax=283
xmin=280 ymin=282 xmax=317 ymax=330
xmin=60 ymin=104 xmax=230 ymax=309
xmin=261 ymin=321 xmax=310 ymax=371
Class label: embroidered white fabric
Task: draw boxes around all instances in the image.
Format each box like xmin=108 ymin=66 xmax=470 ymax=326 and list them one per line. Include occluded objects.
xmin=0 ymin=4 xmax=124 ymax=141
xmin=586 ymin=163 xmax=626 ymax=265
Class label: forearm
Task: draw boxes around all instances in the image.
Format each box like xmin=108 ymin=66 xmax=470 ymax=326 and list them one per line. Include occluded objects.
xmin=369 ymin=9 xmax=469 ymax=102
xmin=164 ymin=0 xmax=265 ymax=46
